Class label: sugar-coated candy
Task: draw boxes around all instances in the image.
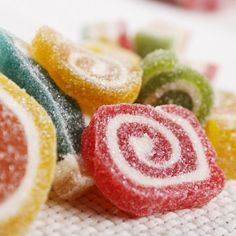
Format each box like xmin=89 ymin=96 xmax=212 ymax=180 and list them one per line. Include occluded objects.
xmin=0 ymin=29 xmax=93 ymax=199
xmin=82 ymin=21 xmax=133 ymax=50
xmin=134 ymin=22 xmax=189 ymax=57
xmin=81 ymin=104 xmax=225 ymax=216
xmin=205 ymin=91 xmax=236 ymax=179
xmin=0 ymin=73 xmax=56 ymax=236
xmin=137 ymin=50 xmax=213 ymax=123
xmin=31 ymin=26 xmax=143 ymax=115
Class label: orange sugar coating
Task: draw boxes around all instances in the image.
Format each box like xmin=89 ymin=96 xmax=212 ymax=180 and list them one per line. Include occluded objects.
xmin=31 ymin=26 xmax=142 ymax=115
xmin=205 ymin=90 xmax=236 ymax=179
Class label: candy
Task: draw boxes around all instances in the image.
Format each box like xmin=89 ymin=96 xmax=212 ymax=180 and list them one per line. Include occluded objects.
xmin=82 ymin=21 xmax=133 ymax=50
xmin=0 ymin=29 xmax=93 ymax=199
xmin=31 ymin=26 xmax=142 ymax=115
xmin=134 ymin=22 xmax=189 ymax=57
xmin=0 ymin=73 xmax=56 ymax=236
xmin=81 ymin=104 xmax=225 ymax=216
xmin=137 ymin=50 xmax=213 ymax=123
xmin=205 ymin=91 xmax=236 ymax=179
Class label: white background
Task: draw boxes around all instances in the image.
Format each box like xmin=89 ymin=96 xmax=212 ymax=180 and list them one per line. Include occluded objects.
xmin=1 ymin=0 xmax=236 ymax=91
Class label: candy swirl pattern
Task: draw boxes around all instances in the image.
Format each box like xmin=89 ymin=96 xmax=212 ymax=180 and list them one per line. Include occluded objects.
xmin=81 ymin=104 xmax=225 ymax=216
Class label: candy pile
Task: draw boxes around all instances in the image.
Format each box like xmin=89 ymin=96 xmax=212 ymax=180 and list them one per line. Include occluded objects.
xmin=0 ymin=22 xmax=231 ymax=234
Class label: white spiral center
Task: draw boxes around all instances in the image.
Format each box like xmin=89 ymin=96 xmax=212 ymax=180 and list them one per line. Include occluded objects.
xmin=68 ymin=50 xmax=129 ymax=89
xmin=106 ymin=108 xmax=209 ymax=187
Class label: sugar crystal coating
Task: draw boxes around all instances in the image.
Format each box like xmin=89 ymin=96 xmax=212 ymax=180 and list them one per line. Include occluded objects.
xmin=31 ymin=26 xmax=142 ymax=115
xmin=81 ymin=104 xmax=225 ymax=216
xmin=137 ymin=50 xmax=213 ymax=123
xmin=0 ymin=101 xmax=27 ymax=204
xmin=205 ymin=90 xmax=236 ymax=179
xmin=0 ymin=29 xmax=93 ymax=199
xmin=0 ymin=73 xmax=56 ymax=236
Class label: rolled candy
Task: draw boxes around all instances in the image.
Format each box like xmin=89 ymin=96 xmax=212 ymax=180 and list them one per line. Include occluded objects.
xmin=137 ymin=50 xmax=213 ymax=123
xmin=81 ymin=104 xmax=225 ymax=216
xmin=205 ymin=90 xmax=236 ymax=179
xmin=0 ymin=29 xmax=93 ymax=199
xmin=134 ymin=22 xmax=189 ymax=57
xmin=0 ymin=73 xmax=56 ymax=236
xmin=31 ymin=26 xmax=142 ymax=115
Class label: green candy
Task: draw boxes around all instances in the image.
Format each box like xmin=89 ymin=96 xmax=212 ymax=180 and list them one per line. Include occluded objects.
xmin=142 ymin=49 xmax=177 ymax=86
xmin=134 ymin=31 xmax=174 ymax=58
xmin=137 ymin=50 xmax=213 ymax=123
xmin=0 ymin=29 xmax=85 ymax=161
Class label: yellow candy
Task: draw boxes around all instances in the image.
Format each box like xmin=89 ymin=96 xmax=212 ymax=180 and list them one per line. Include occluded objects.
xmin=0 ymin=73 xmax=56 ymax=236
xmin=205 ymin=90 xmax=236 ymax=179
xmin=31 ymin=26 xmax=142 ymax=115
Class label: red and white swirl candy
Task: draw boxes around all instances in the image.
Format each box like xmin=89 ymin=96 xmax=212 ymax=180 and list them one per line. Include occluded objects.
xmin=81 ymin=104 xmax=225 ymax=216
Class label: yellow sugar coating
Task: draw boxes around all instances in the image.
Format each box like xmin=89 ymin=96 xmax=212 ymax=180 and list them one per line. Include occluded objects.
xmin=205 ymin=90 xmax=236 ymax=179
xmin=31 ymin=26 xmax=143 ymax=115
xmin=0 ymin=74 xmax=56 ymax=236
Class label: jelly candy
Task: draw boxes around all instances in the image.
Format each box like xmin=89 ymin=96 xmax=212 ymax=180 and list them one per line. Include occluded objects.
xmin=141 ymin=49 xmax=177 ymax=86
xmin=81 ymin=104 xmax=224 ymax=216
xmin=0 ymin=73 xmax=56 ymax=236
xmin=205 ymin=91 xmax=236 ymax=179
xmin=82 ymin=21 xmax=133 ymax=50
xmin=137 ymin=50 xmax=213 ymax=123
xmin=31 ymin=26 xmax=143 ymax=115
xmin=0 ymin=29 xmax=93 ymax=199
xmin=134 ymin=22 xmax=189 ymax=57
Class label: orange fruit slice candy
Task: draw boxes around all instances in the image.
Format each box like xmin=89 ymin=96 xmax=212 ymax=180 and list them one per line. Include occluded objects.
xmin=0 ymin=73 xmax=56 ymax=236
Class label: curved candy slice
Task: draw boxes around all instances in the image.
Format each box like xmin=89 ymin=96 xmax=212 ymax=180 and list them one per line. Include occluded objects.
xmin=205 ymin=91 xmax=236 ymax=179
xmin=134 ymin=22 xmax=189 ymax=57
xmin=31 ymin=26 xmax=142 ymax=115
xmin=137 ymin=50 xmax=213 ymax=123
xmin=0 ymin=29 xmax=92 ymax=199
xmin=141 ymin=49 xmax=177 ymax=85
xmin=0 ymin=74 xmax=56 ymax=236
xmin=81 ymin=104 xmax=225 ymax=216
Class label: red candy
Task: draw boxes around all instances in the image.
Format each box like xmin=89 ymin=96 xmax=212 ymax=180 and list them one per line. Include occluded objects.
xmin=81 ymin=104 xmax=225 ymax=216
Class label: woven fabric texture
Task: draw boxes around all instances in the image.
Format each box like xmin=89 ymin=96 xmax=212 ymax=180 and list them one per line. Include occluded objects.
xmin=28 ymin=181 xmax=236 ymax=236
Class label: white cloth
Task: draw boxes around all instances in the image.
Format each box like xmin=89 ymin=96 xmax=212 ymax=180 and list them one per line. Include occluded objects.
xmin=28 ymin=181 xmax=236 ymax=236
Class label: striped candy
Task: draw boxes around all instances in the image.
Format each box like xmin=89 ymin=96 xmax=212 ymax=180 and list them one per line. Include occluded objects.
xmin=81 ymin=104 xmax=225 ymax=216
xmin=0 ymin=29 xmax=92 ymax=200
xmin=137 ymin=50 xmax=213 ymax=123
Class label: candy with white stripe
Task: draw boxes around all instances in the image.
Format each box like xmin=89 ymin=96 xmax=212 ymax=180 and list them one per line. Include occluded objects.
xmin=31 ymin=26 xmax=142 ymax=115
xmin=81 ymin=104 xmax=225 ymax=216
xmin=137 ymin=50 xmax=213 ymax=123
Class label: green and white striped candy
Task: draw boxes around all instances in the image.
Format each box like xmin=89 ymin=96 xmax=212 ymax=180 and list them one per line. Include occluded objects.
xmin=137 ymin=50 xmax=213 ymax=123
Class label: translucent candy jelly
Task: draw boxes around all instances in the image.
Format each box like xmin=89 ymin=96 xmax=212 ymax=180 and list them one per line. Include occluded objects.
xmin=137 ymin=50 xmax=213 ymax=123
xmin=0 ymin=29 xmax=92 ymax=199
xmin=0 ymin=73 xmax=56 ymax=236
xmin=31 ymin=26 xmax=142 ymax=115
xmin=81 ymin=104 xmax=225 ymax=216
xmin=206 ymin=90 xmax=236 ymax=179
